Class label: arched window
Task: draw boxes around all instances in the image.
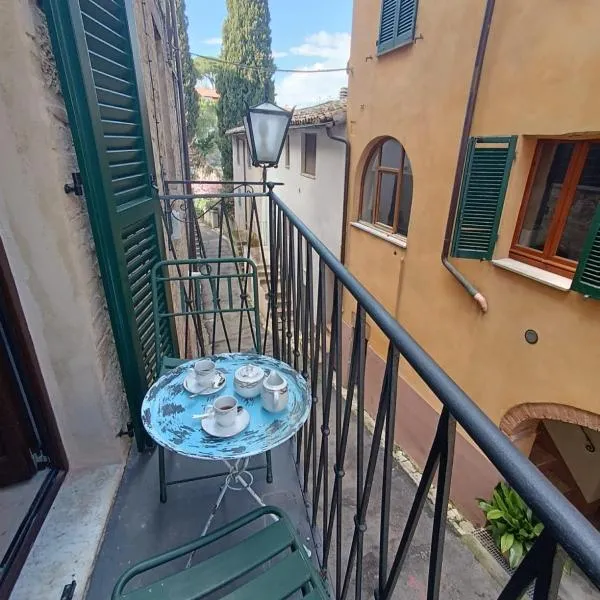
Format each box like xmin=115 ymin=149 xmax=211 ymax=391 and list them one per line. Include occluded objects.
xmin=360 ymin=138 xmax=413 ymax=237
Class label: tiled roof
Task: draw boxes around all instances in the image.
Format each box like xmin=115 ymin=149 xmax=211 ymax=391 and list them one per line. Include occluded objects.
xmin=196 ymin=86 xmax=219 ymax=100
xmin=226 ymin=99 xmax=347 ymax=135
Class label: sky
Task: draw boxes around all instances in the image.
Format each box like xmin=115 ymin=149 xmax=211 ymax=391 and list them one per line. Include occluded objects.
xmin=185 ymin=0 xmax=353 ymax=107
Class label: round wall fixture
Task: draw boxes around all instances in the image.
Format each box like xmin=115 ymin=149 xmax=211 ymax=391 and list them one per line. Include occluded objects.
xmin=524 ymin=329 xmax=538 ymax=344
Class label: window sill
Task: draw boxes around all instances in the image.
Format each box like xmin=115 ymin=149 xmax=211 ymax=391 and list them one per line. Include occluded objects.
xmin=350 ymin=221 xmax=407 ymax=249
xmin=376 ymin=37 xmax=414 ymax=57
xmin=491 ymin=258 xmax=572 ymax=291
xmin=300 ymin=172 xmax=316 ymax=179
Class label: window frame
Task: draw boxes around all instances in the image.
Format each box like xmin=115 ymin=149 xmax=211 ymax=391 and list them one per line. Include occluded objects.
xmin=301 ymin=132 xmax=317 ymax=177
xmin=246 ymin=141 xmax=252 ymax=168
xmin=376 ymin=0 xmax=418 ymax=56
xmin=510 ymin=140 xmax=594 ymax=278
xmin=284 ymin=135 xmax=290 ymax=169
xmin=359 ymin=138 xmax=408 ymax=235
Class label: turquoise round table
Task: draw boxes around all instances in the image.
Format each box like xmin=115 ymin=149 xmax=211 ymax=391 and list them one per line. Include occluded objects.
xmin=141 ymin=352 xmax=311 ymax=544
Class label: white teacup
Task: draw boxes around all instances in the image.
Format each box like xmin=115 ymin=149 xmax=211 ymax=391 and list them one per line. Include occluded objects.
xmin=262 ymin=371 xmax=289 ymax=413
xmin=195 ymin=395 xmax=238 ymax=428
xmin=193 ymin=359 xmax=216 ymax=387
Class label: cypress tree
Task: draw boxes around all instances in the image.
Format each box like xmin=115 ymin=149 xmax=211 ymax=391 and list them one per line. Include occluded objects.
xmin=215 ymin=0 xmax=275 ymax=179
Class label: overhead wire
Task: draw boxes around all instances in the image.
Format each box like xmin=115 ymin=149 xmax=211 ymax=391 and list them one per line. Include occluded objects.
xmin=190 ymin=52 xmax=349 ymax=74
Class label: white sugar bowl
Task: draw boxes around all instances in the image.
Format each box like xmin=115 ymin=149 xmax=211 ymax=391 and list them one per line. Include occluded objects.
xmin=233 ymin=364 xmax=265 ymax=399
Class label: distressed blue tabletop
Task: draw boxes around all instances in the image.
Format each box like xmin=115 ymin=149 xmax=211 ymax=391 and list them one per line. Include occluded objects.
xmin=141 ymin=353 xmax=310 ymax=461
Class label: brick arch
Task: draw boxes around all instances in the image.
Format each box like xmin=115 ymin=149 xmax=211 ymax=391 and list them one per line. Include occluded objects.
xmin=500 ymin=403 xmax=600 ymax=437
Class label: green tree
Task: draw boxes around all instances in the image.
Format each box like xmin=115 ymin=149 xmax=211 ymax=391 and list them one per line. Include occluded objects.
xmin=175 ymin=0 xmax=198 ymax=144
xmin=215 ymin=0 xmax=275 ymax=179
xmin=194 ymin=97 xmax=221 ymax=172
xmin=193 ymin=56 xmax=218 ymax=88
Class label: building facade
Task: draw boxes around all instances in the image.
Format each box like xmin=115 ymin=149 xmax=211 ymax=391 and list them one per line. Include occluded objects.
xmin=344 ymin=0 xmax=600 ymax=523
xmin=0 ymin=0 xmax=187 ymax=595
xmin=229 ymin=99 xmax=347 ymax=318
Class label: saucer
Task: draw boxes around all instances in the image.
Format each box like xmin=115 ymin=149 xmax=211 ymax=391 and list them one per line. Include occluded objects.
xmin=183 ymin=371 xmax=226 ymax=396
xmin=201 ymin=407 xmax=250 ymax=438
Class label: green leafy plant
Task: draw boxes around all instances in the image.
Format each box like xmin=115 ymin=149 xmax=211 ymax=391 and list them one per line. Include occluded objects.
xmin=478 ymin=482 xmax=544 ymax=568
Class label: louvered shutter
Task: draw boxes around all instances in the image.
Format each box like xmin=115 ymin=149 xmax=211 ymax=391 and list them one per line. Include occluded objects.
xmin=377 ymin=0 xmax=398 ymax=53
xmin=572 ymin=205 xmax=600 ymax=299
xmin=377 ymin=0 xmax=417 ymax=54
xmin=45 ymin=0 xmax=174 ymax=449
xmin=396 ymin=0 xmax=417 ymax=45
xmin=451 ymin=137 xmax=516 ymax=260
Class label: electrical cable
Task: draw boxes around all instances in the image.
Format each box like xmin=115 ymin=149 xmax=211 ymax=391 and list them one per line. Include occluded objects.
xmin=190 ymin=52 xmax=348 ymax=74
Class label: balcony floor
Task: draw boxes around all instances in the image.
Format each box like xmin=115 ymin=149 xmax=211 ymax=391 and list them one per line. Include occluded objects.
xmin=86 ymin=411 xmax=500 ymax=600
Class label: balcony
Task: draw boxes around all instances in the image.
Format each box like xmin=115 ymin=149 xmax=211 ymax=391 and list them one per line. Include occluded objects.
xmin=86 ymin=181 xmax=600 ymax=600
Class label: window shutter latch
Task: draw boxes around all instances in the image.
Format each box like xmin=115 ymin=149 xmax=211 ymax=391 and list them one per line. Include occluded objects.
xmin=64 ymin=172 xmax=83 ymax=196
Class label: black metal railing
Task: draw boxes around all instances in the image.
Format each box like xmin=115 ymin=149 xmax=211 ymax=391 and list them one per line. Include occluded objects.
xmin=161 ymin=180 xmax=600 ymax=600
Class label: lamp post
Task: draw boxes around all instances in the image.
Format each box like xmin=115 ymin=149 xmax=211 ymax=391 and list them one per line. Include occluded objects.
xmin=244 ymin=101 xmax=293 ymax=190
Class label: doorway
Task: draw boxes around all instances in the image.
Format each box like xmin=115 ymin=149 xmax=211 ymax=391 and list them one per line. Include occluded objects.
xmin=0 ymin=238 xmax=67 ymax=599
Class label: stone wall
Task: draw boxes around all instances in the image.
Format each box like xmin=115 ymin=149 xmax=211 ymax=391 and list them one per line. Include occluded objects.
xmin=0 ymin=0 xmax=187 ymax=469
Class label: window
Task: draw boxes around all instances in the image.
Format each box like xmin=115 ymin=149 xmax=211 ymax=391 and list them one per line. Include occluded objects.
xmin=236 ymin=137 xmax=241 ymax=165
xmin=510 ymin=141 xmax=600 ymax=278
xmin=377 ymin=0 xmax=417 ymax=55
xmin=301 ymin=133 xmax=317 ymax=176
xmin=359 ymin=138 xmax=413 ymax=237
xmin=285 ymin=135 xmax=290 ymax=168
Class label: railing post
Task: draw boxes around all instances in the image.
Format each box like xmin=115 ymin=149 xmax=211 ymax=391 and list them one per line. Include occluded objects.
xmin=267 ymin=183 xmax=280 ymax=360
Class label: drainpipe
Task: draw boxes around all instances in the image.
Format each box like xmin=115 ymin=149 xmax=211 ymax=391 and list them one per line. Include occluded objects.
xmin=326 ymin=122 xmax=350 ymax=264
xmin=441 ymin=0 xmax=496 ymax=313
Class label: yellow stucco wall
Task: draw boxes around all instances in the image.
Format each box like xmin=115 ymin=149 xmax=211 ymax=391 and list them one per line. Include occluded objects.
xmin=345 ymin=0 xmax=600 ymax=429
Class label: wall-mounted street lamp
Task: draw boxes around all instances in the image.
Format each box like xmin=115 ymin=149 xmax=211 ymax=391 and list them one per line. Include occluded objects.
xmin=244 ymin=102 xmax=293 ymax=183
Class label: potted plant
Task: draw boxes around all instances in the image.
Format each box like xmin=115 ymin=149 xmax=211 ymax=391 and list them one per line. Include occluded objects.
xmin=479 ymin=482 xmax=544 ymax=568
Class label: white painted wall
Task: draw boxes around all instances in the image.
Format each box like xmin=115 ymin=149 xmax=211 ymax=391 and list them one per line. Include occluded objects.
xmin=231 ymin=124 xmax=346 ymax=318
xmin=232 ymin=124 xmax=346 ymax=259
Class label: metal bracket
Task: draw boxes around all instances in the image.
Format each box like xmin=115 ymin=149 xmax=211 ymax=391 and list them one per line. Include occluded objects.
xmin=116 ymin=421 xmax=135 ymax=438
xmin=30 ymin=450 xmax=51 ymax=470
xmin=64 ymin=172 xmax=83 ymax=196
xmin=60 ymin=581 xmax=76 ymax=600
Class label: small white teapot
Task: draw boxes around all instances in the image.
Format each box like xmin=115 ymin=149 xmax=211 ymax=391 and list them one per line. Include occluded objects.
xmin=261 ymin=370 xmax=289 ymax=413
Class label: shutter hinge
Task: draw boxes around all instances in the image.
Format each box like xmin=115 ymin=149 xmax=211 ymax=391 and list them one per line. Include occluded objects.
xmin=31 ymin=450 xmax=51 ymax=470
xmin=116 ymin=421 xmax=135 ymax=438
xmin=64 ymin=172 xmax=83 ymax=196
xmin=60 ymin=580 xmax=76 ymax=600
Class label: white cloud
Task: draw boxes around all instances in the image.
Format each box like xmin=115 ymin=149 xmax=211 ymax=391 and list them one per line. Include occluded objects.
xmin=276 ymin=32 xmax=350 ymax=108
xmin=290 ymin=32 xmax=350 ymax=60
xmin=202 ymin=37 xmax=222 ymax=45
xmin=272 ymin=51 xmax=288 ymax=59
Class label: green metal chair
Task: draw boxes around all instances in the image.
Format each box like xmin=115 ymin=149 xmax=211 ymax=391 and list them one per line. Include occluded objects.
xmin=111 ymin=506 xmax=329 ymax=600
xmin=150 ymin=258 xmax=270 ymax=502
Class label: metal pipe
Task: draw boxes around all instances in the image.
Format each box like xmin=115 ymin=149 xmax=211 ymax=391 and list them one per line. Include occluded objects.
xmin=268 ymin=189 xmax=600 ymax=584
xmin=326 ymin=124 xmax=350 ymax=264
xmin=167 ymin=0 xmax=196 ymax=258
xmin=164 ymin=180 xmax=284 ymax=186
xmin=159 ymin=192 xmax=270 ymax=200
xmin=441 ymin=0 xmax=497 ymax=313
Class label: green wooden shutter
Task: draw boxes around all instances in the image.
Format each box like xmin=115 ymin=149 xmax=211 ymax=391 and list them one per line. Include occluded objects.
xmin=377 ymin=0 xmax=417 ymax=53
xmin=572 ymin=205 xmax=600 ymax=299
xmin=45 ymin=0 xmax=174 ymax=449
xmin=377 ymin=0 xmax=398 ymax=53
xmin=451 ymin=136 xmax=516 ymax=260
xmin=396 ymin=0 xmax=417 ymax=46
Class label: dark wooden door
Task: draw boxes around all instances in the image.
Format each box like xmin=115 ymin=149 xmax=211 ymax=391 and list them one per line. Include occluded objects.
xmin=0 ymin=337 xmax=36 ymax=486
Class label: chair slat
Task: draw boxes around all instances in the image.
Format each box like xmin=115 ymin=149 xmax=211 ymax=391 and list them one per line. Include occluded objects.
xmin=122 ymin=520 xmax=295 ymax=600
